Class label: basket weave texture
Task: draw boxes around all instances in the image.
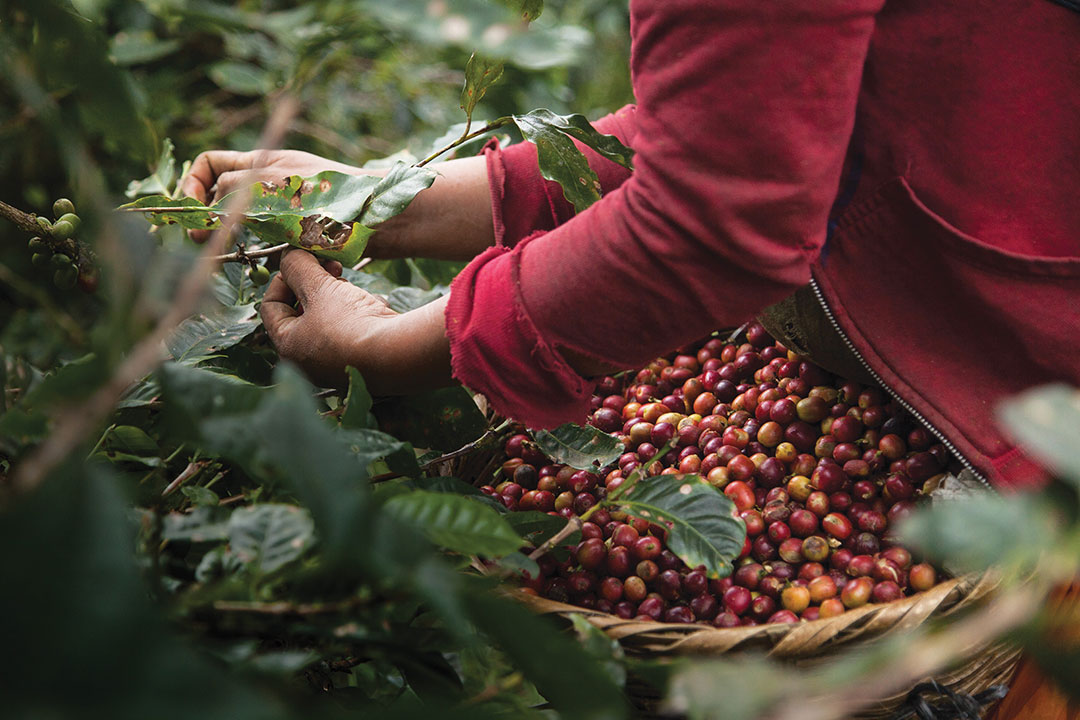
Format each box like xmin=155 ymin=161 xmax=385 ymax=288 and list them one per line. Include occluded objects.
xmin=512 ymin=573 xmax=1021 ymax=719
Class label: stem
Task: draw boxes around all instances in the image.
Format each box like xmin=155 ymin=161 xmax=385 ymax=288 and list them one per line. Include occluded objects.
xmin=0 ymin=198 xmax=42 ymax=234
xmin=210 ymin=242 xmax=290 ymax=263
xmin=525 ymin=515 xmax=589 ymax=565
xmin=416 ymin=117 xmax=513 ymax=168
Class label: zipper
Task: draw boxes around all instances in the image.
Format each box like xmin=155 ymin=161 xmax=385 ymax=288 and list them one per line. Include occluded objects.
xmin=806 ymin=277 xmax=993 ymax=491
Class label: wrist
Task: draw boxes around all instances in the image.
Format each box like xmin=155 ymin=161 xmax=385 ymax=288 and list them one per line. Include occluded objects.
xmin=361 ymin=295 xmax=453 ymax=395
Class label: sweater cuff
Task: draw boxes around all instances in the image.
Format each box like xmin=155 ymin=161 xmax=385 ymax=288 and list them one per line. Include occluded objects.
xmin=445 ymin=238 xmax=593 ymax=428
xmin=483 ymin=105 xmax=639 ymax=247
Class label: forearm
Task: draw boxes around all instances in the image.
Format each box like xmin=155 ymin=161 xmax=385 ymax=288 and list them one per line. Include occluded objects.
xmin=364 ymin=156 xmax=495 ymax=261
xmin=364 ymin=294 xmax=455 ymax=395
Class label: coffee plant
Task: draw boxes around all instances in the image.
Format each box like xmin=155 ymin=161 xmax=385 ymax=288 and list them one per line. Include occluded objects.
xmin=1 ymin=2 xmax=1077 ymax=719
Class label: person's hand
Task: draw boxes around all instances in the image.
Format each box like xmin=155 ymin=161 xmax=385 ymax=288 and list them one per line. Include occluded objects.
xmin=181 ymin=150 xmax=368 ymax=242
xmin=259 ymin=249 xmax=452 ymax=393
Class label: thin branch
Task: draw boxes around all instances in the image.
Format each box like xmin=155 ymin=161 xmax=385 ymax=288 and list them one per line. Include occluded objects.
xmin=7 ymin=94 xmax=300 ymax=500
xmin=0 ymin=198 xmax=42 ymax=234
xmin=161 ymin=460 xmax=208 ymax=497
xmin=210 ymin=596 xmax=367 ymax=616
xmin=416 ymin=117 xmax=512 ymax=168
xmin=528 ymin=516 xmax=584 ymax=562
xmin=210 ymin=242 xmax=291 ymax=263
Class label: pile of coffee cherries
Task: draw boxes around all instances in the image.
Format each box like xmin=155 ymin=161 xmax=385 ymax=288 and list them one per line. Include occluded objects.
xmin=486 ymin=323 xmax=947 ymax=626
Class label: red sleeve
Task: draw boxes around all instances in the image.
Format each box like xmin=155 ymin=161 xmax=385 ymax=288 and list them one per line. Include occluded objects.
xmin=485 ymin=105 xmax=639 ymax=247
xmin=448 ymin=0 xmax=884 ymax=428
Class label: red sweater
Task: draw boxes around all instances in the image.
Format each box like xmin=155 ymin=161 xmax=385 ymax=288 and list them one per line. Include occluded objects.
xmin=445 ymin=0 xmax=1080 ymax=489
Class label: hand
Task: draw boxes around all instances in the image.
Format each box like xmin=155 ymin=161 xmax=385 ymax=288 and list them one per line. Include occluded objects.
xmin=259 ymin=249 xmax=453 ymax=393
xmin=181 ymin=150 xmax=369 ymax=242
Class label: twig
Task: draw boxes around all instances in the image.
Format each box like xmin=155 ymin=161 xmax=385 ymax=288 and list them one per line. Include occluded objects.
xmin=210 ymin=597 xmax=367 ymax=616
xmin=0 ymin=198 xmax=42 ymax=234
xmin=416 ymin=117 xmax=512 ymax=167
xmin=351 ymin=257 xmax=372 ymax=271
xmin=210 ymin=242 xmax=291 ymax=263
xmin=7 ymin=94 xmax=300 ymax=500
xmin=528 ymin=516 xmax=584 ymax=562
xmin=366 ymin=426 xmax=506 ymax=484
xmin=161 ymin=460 xmax=208 ymax=497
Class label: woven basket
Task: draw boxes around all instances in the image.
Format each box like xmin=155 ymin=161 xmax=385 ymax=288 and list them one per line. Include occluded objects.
xmin=511 ymin=573 xmax=1022 ymax=719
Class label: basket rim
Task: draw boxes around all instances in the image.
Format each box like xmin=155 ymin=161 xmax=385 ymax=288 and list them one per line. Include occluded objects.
xmin=510 ymin=571 xmax=1002 ymax=659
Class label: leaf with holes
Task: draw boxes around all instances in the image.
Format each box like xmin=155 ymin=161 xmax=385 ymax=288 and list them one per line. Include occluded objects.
xmin=511 ymin=109 xmax=634 ymax=213
xmin=121 ymin=166 xmax=435 ymax=266
xmin=227 ymin=504 xmax=316 ymax=575
xmin=530 ymin=423 xmax=623 ymax=470
xmin=383 ymin=491 xmax=523 ymax=557
xmin=617 ymin=476 xmax=745 ymax=579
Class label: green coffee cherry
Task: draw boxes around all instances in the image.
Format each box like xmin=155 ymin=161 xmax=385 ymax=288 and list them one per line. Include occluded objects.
xmin=53 ymin=198 xmax=75 ymax=217
xmin=31 ymin=253 xmax=50 ymax=269
xmin=28 ymin=237 xmax=49 ymax=254
xmin=251 ymin=264 xmax=271 ymax=286
xmin=51 ymin=219 xmax=75 ymax=240
xmin=54 ymin=265 xmax=78 ymax=289
xmin=57 ymin=212 xmax=81 ymax=232
xmin=36 ymin=216 xmax=52 ymax=233
xmin=51 ymin=253 xmax=72 ymax=267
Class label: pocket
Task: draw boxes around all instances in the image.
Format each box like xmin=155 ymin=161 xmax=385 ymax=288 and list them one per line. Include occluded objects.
xmin=814 ymin=177 xmax=1080 ymax=488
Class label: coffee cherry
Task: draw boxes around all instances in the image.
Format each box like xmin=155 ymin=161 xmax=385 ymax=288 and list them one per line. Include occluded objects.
xmin=841 ymin=577 xmax=874 ymax=608
xmin=51 ymin=220 xmax=75 ymax=240
xmin=53 ymin=265 xmax=78 ymax=289
xmin=871 ymin=581 xmax=904 ymax=603
xmin=28 ymin=237 xmax=48 ymax=253
xmin=56 ymin=212 xmax=81 ymax=233
xmin=31 ymin=253 xmax=50 ymax=269
xmin=909 ymin=563 xmax=937 ymax=592
xmin=52 ymin=253 xmax=72 ymax=267
xmin=53 ymin=198 xmax=75 ymax=217
xmin=36 ymin=216 xmax=52 ymax=233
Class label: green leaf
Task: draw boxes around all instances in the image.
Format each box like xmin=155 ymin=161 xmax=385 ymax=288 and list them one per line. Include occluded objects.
xmin=530 ymin=423 xmax=623 ymax=470
xmin=383 ymin=491 xmax=523 ymax=557
xmin=181 ymin=485 xmax=221 ymax=507
xmin=505 ymin=511 xmax=579 ymax=548
xmin=341 ymin=367 xmax=376 ymax=429
xmin=897 ymin=493 xmax=1059 ymax=574
xmin=165 ymin=304 xmax=260 ymax=363
xmin=160 ymin=364 xmax=374 ymax=570
xmin=997 ymin=384 xmax=1080 ymax=486
xmin=125 ymin=138 xmax=179 ymax=199
xmin=374 ymin=386 xmax=487 ymax=452
xmin=208 ymin=60 xmax=274 ymax=96
xmin=102 ymin=425 xmax=159 ymax=456
xmin=618 ymin=476 xmax=745 ymax=579
xmin=227 ymin=504 xmax=316 ymax=574
xmin=517 ymin=108 xmax=634 ymax=169
xmin=467 ymin=591 xmax=629 ymax=720
xmin=568 ymin=615 xmax=626 ymax=689
xmin=123 ymin=168 xmax=434 ymax=266
xmin=386 ymin=284 xmax=449 ymax=312
xmin=357 ymin=161 xmax=438 ymax=228
xmin=460 ymin=52 xmax=504 ymax=121
xmin=512 ymin=109 xmax=635 ymax=213
xmin=496 ymin=0 xmax=544 ymax=21
xmin=109 ymin=31 xmax=182 ymax=66
xmin=161 ymin=506 xmax=231 ymax=543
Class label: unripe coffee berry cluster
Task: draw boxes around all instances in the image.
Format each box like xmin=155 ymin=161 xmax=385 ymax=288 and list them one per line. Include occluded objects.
xmin=28 ymin=198 xmax=96 ymax=292
xmin=499 ymin=323 xmax=944 ymax=626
